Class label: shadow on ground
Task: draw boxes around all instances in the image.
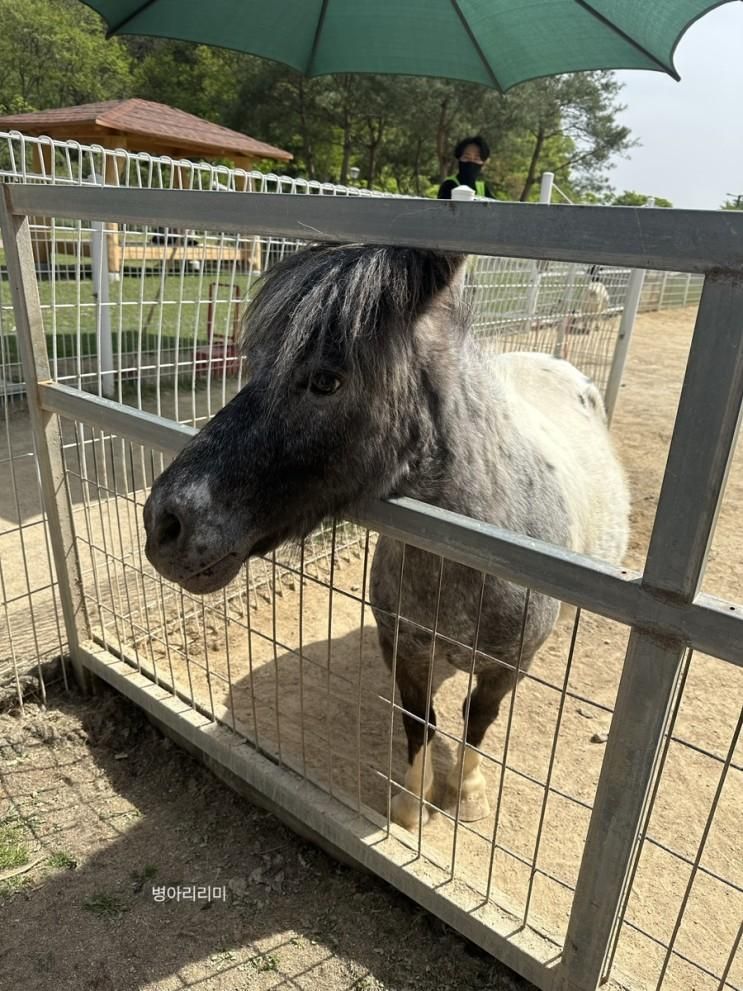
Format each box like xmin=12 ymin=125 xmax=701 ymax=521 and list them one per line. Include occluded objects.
xmin=0 ymin=679 xmax=531 ymax=991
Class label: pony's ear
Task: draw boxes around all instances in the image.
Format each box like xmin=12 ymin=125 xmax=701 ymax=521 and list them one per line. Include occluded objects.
xmin=408 ymin=251 xmax=467 ymax=315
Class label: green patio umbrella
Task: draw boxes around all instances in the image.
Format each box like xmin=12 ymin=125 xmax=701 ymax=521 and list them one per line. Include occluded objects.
xmin=83 ymin=0 xmax=734 ymax=92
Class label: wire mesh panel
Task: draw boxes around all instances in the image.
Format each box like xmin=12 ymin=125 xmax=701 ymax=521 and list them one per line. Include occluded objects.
xmin=640 ymin=271 xmax=705 ymax=312
xmin=55 ymin=418 xmax=626 ymax=954
xmin=607 ymin=646 xmax=742 ymax=991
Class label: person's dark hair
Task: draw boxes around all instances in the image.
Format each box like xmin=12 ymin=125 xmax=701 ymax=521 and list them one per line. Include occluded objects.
xmin=453 ymin=135 xmax=490 ymax=161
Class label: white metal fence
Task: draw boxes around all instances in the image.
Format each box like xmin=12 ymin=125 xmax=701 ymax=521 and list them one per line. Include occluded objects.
xmin=1 ymin=181 xmax=741 ymax=991
xmin=0 ymin=132 xmax=643 ymax=689
xmin=640 ymin=270 xmax=704 ymax=312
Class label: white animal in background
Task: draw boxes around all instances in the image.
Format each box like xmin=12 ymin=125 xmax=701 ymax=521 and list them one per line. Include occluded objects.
xmin=568 ymin=265 xmax=611 ymax=335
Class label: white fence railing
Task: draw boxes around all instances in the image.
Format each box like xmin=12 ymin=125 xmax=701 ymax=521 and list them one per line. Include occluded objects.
xmin=640 ymin=269 xmax=705 ymax=311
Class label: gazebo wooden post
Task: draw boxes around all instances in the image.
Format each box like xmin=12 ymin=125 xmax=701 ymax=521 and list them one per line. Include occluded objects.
xmin=102 ymin=140 xmax=125 ymax=274
xmin=30 ymin=142 xmax=54 ymax=267
xmin=233 ymin=154 xmax=263 ymax=274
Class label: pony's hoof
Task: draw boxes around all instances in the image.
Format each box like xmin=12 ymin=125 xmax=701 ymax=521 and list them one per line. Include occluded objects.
xmin=390 ymin=791 xmax=431 ymax=832
xmin=450 ymin=788 xmax=491 ymax=822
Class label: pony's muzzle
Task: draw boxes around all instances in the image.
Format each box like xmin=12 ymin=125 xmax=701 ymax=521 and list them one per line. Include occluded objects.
xmin=143 ymin=495 xmax=192 ymax=575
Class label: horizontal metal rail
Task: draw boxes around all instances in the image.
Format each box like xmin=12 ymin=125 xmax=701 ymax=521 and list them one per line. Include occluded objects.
xmin=7 ymin=183 xmax=743 ymax=273
xmin=38 ymin=382 xmax=743 ymax=668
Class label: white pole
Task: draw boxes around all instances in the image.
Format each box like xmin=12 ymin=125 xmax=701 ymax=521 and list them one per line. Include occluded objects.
xmin=90 ymin=172 xmax=114 ymax=398
xmin=604 ymin=267 xmax=646 ymax=422
xmin=539 ymin=171 xmax=554 ymax=204
xmin=604 ymin=197 xmax=654 ymax=423
xmin=525 ymin=173 xmax=554 ymax=326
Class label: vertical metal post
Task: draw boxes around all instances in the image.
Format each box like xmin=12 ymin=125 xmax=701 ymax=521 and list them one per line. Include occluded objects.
xmin=539 ymin=171 xmax=555 ymax=204
xmin=525 ymin=173 xmax=554 ymax=325
xmin=90 ymin=219 xmax=114 ymax=399
xmin=659 ymin=269 xmax=670 ymax=308
xmin=0 ymin=186 xmax=90 ymax=689
xmin=604 ymin=266 xmax=646 ymax=422
xmin=90 ymin=170 xmax=114 ymax=398
xmin=557 ymin=271 xmax=743 ymax=991
xmin=604 ymin=198 xmax=653 ymax=421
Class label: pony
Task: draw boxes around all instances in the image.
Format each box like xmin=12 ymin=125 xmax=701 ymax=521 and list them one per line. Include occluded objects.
xmin=567 ymin=264 xmax=611 ymax=336
xmin=143 ymin=245 xmax=629 ymax=829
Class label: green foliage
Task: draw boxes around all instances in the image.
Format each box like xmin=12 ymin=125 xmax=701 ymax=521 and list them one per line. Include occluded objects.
xmin=0 ymin=1 xmax=635 ymax=200
xmin=48 ymin=851 xmax=78 ymax=870
xmin=0 ymin=0 xmax=132 ymax=112
xmin=721 ymin=196 xmax=743 ymax=210
xmin=611 ymin=190 xmax=673 ymax=208
xmin=0 ymin=821 xmax=30 ymax=871
xmin=83 ymin=892 xmax=129 ymax=918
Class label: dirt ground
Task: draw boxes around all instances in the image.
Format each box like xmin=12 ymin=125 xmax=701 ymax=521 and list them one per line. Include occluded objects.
xmin=1 ymin=306 xmax=742 ymax=991
xmin=0 ymin=683 xmax=529 ymax=991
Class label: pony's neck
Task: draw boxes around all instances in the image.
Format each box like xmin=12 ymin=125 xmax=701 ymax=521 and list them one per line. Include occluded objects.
xmin=393 ymin=341 xmax=502 ymax=515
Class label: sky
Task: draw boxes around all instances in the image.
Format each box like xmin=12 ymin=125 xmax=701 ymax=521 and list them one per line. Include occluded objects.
xmin=609 ymin=2 xmax=743 ymax=210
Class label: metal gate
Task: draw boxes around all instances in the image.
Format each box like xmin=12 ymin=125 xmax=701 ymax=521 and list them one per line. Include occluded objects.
xmin=1 ymin=182 xmax=741 ymax=991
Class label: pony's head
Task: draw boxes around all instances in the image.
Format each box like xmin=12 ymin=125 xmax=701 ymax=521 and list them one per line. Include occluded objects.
xmin=143 ymin=245 xmax=466 ymax=593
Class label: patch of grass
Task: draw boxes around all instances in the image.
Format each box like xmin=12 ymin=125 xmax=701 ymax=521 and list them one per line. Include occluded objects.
xmin=83 ymin=892 xmax=129 ymax=918
xmin=0 ymin=875 xmax=30 ymax=899
xmin=0 ymin=822 xmax=30 ymax=872
xmin=48 ymin=851 xmax=77 ymax=870
xmin=130 ymin=864 xmax=158 ymax=892
xmin=250 ymin=953 xmax=278 ymax=973
xmin=210 ymin=949 xmax=237 ymax=965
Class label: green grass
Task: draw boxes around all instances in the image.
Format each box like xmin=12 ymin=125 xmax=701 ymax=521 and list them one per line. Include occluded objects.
xmin=48 ymin=851 xmax=78 ymax=870
xmin=0 ymin=821 xmax=30 ymax=872
xmin=1 ymin=270 xmax=257 ymax=367
xmin=130 ymin=864 xmax=158 ymax=892
xmin=250 ymin=953 xmax=279 ymax=973
xmin=83 ymin=892 xmax=129 ymax=918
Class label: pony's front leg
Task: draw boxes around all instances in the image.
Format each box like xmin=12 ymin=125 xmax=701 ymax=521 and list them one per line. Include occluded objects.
xmin=391 ymin=739 xmax=435 ymax=831
xmin=448 ymin=666 xmax=517 ymax=822
xmin=449 ymin=742 xmax=489 ymax=822
xmin=390 ymin=667 xmax=437 ymax=831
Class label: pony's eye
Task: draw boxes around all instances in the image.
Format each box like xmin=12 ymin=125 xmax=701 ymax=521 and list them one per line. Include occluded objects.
xmin=308 ymin=372 xmax=342 ymax=396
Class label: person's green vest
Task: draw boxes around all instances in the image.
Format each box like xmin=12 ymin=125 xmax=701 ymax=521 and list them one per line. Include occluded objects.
xmin=448 ymin=175 xmax=486 ymax=197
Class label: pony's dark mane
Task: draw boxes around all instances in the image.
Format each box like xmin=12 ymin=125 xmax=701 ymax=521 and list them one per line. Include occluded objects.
xmin=241 ymin=244 xmax=466 ymax=378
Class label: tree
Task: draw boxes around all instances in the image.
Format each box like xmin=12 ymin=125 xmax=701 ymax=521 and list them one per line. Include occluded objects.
xmin=128 ymin=40 xmax=242 ymax=125
xmin=721 ymin=195 xmax=743 ymax=210
xmin=611 ymin=190 xmax=673 ymax=208
xmin=0 ymin=0 xmax=132 ymax=112
xmin=501 ymin=73 xmax=636 ymax=201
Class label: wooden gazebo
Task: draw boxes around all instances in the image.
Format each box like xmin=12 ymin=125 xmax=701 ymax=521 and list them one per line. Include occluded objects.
xmin=0 ymin=98 xmax=293 ymax=270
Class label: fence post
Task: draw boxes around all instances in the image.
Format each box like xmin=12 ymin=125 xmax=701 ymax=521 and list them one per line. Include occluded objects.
xmin=90 ymin=220 xmax=115 ymax=399
xmin=603 ymin=199 xmax=655 ymax=421
xmin=603 ymin=266 xmax=646 ymax=422
xmin=556 ymin=271 xmax=743 ymax=991
xmin=90 ymin=171 xmax=114 ymax=398
xmin=524 ymin=173 xmax=554 ymax=326
xmin=0 ymin=186 xmax=90 ymax=689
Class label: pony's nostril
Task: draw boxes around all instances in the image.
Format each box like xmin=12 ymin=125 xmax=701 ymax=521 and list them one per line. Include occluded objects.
xmin=156 ymin=510 xmax=182 ymax=548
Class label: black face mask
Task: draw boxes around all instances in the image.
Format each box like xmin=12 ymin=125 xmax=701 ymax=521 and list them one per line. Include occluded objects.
xmin=458 ymin=160 xmax=482 ymax=188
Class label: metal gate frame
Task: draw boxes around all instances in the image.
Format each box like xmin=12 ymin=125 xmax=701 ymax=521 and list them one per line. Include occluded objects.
xmin=2 ymin=182 xmax=742 ymax=991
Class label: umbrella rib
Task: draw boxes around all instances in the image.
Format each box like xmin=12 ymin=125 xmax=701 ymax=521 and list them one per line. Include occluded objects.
xmin=104 ymin=0 xmax=160 ymax=38
xmin=574 ymin=0 xmax=681 ymax=79
xmin=449 ymin=0 xmax=504 ymax=93
xmin=306 ymin=0 xmax=330 ymax=75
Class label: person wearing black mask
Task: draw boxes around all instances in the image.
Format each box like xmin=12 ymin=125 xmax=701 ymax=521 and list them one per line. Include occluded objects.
xmin=437 ymin=135 xmax=495 ymax=199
